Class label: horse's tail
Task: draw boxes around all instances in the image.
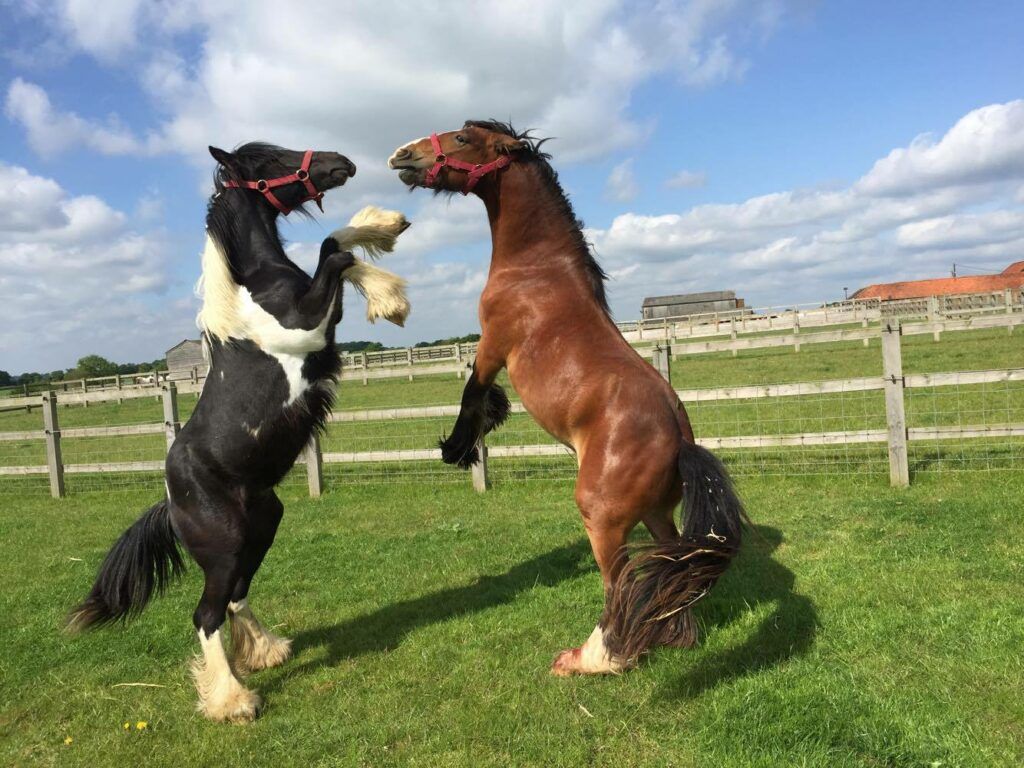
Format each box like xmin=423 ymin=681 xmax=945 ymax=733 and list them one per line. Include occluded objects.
xmin=602 ymin=441 xmax=745 ymax=661
xmin=67 ymin=500 xmax=185 ymax=631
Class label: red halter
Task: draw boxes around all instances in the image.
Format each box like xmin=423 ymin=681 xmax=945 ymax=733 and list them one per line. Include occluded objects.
xmin=222 ymin=149 xmax=324 ymax=214
xmin=423 ymin=133 xmax=513 ymax=194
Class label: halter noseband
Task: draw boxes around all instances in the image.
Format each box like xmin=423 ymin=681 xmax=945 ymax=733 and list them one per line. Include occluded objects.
xmin=423 ymin=133 xmax=513 ymax=194
xmin=222 ymin=149 xmax=324 ymax=214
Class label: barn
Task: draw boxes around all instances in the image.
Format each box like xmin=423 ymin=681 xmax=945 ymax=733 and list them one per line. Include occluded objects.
xmin=641 ymin=290 xmax=746 ymax=320
xmin=852 ymin=260 xmax=1024 ymax=300
xmin=166 ymin=339 xmax=208 ymax=380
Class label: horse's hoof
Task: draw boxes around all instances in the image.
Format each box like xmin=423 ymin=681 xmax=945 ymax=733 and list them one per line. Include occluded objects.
xmin=438 ymin=435 xmax=478 ymax=468
xmin=550 ymin=647 xmax=583 ymax=677
xmin=198 ymin=684 xmax=262 ymax=724
xmin=233 ymin=634 xmax=290 ymax=675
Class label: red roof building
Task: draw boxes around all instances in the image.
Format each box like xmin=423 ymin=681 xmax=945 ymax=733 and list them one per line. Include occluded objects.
xmin=852 ymin=261 xmax=1024 ymax=300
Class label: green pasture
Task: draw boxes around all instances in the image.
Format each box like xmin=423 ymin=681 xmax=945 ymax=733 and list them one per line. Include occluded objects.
xmin=1 ymin=473 xmax=1022 ymax=766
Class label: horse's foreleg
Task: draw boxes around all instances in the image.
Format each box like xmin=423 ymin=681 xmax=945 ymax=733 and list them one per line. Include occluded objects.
xmin=228 ymin=492 xmax=291 ymax=675
xmin=293 ymin=238 xmax=356 ymax=327
xmin=439 ymin=342 xmax=509 ymax=469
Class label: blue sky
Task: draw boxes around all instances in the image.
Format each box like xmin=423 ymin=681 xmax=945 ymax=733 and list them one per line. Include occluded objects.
xmin=2 ymin=1 xmax=1023 ymax=373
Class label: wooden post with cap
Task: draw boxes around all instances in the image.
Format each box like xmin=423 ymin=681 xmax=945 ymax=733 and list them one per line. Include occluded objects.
xmin=881 ymin=322 xmax=910 ymax=488
xmin=42 ymin=391 xmax=65 ymax=498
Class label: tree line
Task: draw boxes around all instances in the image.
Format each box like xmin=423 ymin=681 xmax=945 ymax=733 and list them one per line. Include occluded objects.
xmin=1 ymin=355 xmax=167 ymax=388
xmin=3 ymin=334 xmax=484 ymax=388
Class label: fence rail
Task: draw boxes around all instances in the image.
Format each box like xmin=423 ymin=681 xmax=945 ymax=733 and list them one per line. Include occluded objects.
xmin=5 ymin=288 xmax=1020 ymax=401
xmin=2 ymin=320 xmax=1021 ymax=497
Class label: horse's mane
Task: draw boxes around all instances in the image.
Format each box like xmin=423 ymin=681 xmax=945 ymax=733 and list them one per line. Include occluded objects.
xmin=206 ymin=142 xmax=311 ymax=274
xmin=464 ymin=120 xmax=611 ymax=316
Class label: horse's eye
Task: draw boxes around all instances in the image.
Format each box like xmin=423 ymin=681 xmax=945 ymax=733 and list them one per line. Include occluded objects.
xmin=455 ymin=134 xmax=467 ymax=145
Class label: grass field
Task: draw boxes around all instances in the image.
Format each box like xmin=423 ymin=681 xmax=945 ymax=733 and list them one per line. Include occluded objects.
xmin=2 ymin=472 xmax=1023 ymax=767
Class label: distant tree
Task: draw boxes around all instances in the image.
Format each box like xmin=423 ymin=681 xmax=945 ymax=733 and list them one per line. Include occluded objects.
xmin=414 ymin=333 xmax=481 ymax=348
xmin=74 ymin=355 xmax=118 ymax=377
xmin=0 ymin=371 xmax=11 ymax=387
xmin=336 ymin=341 xmax=387 ymax=353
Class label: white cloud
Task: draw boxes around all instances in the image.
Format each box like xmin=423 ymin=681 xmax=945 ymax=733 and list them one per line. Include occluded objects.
xmin=57 ymin=0 xmax=145 ymax=60
xmin=0 ymin=163 xmax=184 ymax=372
xmin=665 ymin=169 xmax=707 ymax=189
xmin=4 ymin=78 xmax=165 ymax=158
xmin=605 ymin=159 xmax=640 ymax=202
xmin=857 ymin=100 xmax=1024 ymax=196
xmin=8 ymin=0 xmax=790 ymax=176
xmin=587 ymin=101 xmax=1024 ymax=314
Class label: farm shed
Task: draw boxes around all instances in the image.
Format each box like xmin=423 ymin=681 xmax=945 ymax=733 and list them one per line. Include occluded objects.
xmin=852 ymin=260 xmax=1024 ymax=300
xmin=166 ymin=339 xmax=208 ymax=380
xmin=641 ymin=290 xmax=746 ymax=320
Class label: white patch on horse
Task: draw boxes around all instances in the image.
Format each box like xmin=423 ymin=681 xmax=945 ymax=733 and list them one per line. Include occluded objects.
xmin=191 ymin=629 xmax=261 ymax=723
xmin=196 ymin=234 xmax=335 ymax=406
xmin=244 ymin=421 xmax=261 ymax=440
xmin=227 ymin=599 xmax=292 ymax=674
xmin=578 ymin=625 xmax=627 ymax=673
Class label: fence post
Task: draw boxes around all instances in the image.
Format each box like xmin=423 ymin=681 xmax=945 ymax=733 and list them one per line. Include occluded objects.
xmin=42 ymin=391 xmax=65 ymax=498
xmin=881 ymin=322 xmax=910 ymax=488
xmin=862 ymin=317 xmax=870 ymax=347
xmin=729 ymin=319 xmax=738 ymax=357
xmin=1006 ymin=289 xmax=1015 ymax=336
xmin=927 ymin=296 xmax=941 ymax=341
xmin=652 ymin=344 xmax=672 ymax=382
xmin=305 ymin=433 xmax=323 ymax=498
xmin=361 ymin=352 xmax=368 ymax=385
xmin=454 ymin=343 xmax=463 ymax=379
xmin=407 ymin=347 xmax=414 ymax=382
xmin=793 ymin=310 xmax=801 ymax=352
xmin=162 ymin=382 xmax=181 ymax=451
xmin=471 ymin=435 xmax=490 ymax=492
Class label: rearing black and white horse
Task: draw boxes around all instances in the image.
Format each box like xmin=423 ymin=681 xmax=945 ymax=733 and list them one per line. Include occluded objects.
xmin=69 ymin=143 xmax=410 ymax=723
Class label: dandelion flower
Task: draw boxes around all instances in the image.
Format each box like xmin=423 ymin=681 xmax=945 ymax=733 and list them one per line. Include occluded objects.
xmin=136 ymin=721 xmax=148 ymax=730
xmin=64 ymin=737 xmax=73 ymax=745
xmin=123 ymin=722 xmax=130 ymax=731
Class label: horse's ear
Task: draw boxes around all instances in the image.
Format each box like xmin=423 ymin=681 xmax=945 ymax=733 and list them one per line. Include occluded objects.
xmin=493 ymin=134 xmax=529 ymax=154
xmin=208 ymin=146 xmax=238 ymax=171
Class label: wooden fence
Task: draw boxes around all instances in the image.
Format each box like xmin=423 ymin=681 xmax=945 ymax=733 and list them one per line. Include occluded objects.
xmin=2 ymin=321 xmax=1021 ymax=497
xmin=4 ymin=288 xmax=1019 ymax=402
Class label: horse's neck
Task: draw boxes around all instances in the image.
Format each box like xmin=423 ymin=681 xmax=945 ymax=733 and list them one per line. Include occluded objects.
xmin=481 ymin=165 xmax=583 ymax=275
xmin=210 ymin=196 xmax=292 ymax=281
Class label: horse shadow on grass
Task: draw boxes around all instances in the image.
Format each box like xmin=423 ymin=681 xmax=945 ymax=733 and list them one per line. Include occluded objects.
xmin=664 ymin=523 xmax=819 ymax=699
xmin=266 ymin=525 xmax=815 ymax=697
xmin=262 ymin=539 xmax=594 ymax=692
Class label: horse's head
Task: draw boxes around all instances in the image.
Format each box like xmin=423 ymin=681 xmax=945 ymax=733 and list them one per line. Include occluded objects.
xmin=209 ymin=143 xmax=357 ymax=215
xmin=388 ymin=121 xmax=530 ymax=194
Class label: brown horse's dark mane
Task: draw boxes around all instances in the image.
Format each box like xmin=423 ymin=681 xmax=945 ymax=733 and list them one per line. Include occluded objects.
xmin=464 ymin=119 xmax=611 ymax=316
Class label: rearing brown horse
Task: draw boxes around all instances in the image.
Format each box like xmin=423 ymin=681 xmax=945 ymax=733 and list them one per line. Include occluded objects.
xmin=389 ymin=121 xmax=746 ymax=674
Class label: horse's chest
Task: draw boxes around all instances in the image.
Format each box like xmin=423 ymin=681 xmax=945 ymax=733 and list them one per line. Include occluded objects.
xmin=237 ymin=287 xmax=334 ymax=406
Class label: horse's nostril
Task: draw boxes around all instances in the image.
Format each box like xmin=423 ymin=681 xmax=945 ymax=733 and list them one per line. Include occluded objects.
xmin=346 ymin=160 xmax=357 ymax=177
xmin=395 ymin=148 xmax=411 ymax=160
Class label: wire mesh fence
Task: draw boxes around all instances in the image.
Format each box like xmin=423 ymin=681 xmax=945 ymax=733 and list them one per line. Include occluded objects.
xmin=1 ymin=334 xmax=1021 ymax=497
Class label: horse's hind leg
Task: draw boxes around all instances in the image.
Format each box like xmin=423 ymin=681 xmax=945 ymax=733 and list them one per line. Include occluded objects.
xmin=227 ymin=491 xmax=292 ymax=675
xmin=191 ymin=551 xmax=262 ymax=723
xmin=643 ymin=508 xmax=697 ymax=649
xmin=551 ymin=508 xmax=632 ymax=676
